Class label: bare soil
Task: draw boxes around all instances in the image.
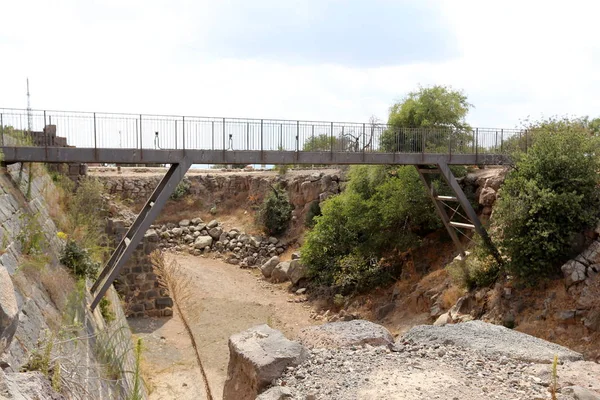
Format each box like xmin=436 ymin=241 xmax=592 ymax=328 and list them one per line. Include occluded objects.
xmin=130 ymin=254 xmax=319 ymax=400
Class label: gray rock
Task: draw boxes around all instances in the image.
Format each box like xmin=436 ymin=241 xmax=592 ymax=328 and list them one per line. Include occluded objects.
xmin=583 ymin=309 xmax=600 ymax=331
xmin=191 ymin=217 xmax=203 ymax=225
xmin=271 ymin=262 xmax=291 ymax=283
xmin=171 ymin=227 xmax=183 ymax=237
xmin=223 ymin=325 xmax=307 ymax=400
xmin=256 ymin=386 xmax=293 ymax=400
xmin=562 ymin=386 xmax=600 ymax=400
xmin=144 ymin=229 xmax=159 ymax=242
xmin=194 ymin=236 xmax=213 ymax=249
xmin=207 ymin=219 xmax=219 ymax=229
xmin=402 ymin=320 xmax=583 ymax=363
xmin=287 ymin=260 xmax=307 ymax=285
xmin=229 ymin=230 xmax=240 ymax=239
xmin=291 ymin=252 xmax=301 ymax=260
xmin=0 ymin=266 xmax=18 ymax=354
xmin=250 ymin=236 xmax=262 ymax=248
xmin=260 ymin=256 xmax=280 ymax=278
xmin=268 ymin=237 xmax=278 ymax=245
xmin=183 ymin=234 xmax=194 ymax=242
xmin=179 ymin=219 xmax=190 ymax=227
xmin=298 ymin=320 xmax=394 ymax=349
xmin=479 ymin=186 xmax=497 ymax=206
xmin=208 ymin=226 xmax=223 ymax=240
xmin=561 ymin=260 xmax=588 ymax=287
xmin=2 ymin=370 xmax=65 ymax=399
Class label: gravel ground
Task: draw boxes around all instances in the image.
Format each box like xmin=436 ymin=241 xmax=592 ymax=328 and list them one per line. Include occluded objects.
xmin=273 ymin=341 xmax=556 ymax=400
xmin=402 ymin=320 xmax=583 ymax=364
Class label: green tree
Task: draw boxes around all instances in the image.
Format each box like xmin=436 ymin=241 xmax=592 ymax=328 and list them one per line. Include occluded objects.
xmin=381 ymin=85 xmax=472 ymax=152
xmin=302 ymin=165 xmax=439 ymax=293
xmin=494 ymin=118 xmax=600 ymax=280
xmin=257 ymin=185 xmax=293 ymax=236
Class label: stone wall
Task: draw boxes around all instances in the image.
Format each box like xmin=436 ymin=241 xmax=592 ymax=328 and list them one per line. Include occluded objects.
xmin=106 ymin=211 xmax=173 ymax=318
xmin=0 ymin=163 xmax=144 ymax=399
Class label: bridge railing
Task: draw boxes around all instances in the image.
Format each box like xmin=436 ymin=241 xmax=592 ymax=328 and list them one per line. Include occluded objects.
xmin=0 ymin=108 xmax=527 ymax=156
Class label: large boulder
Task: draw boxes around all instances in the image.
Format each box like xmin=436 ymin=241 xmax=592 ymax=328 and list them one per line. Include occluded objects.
xmin=223 ymin=325 xmax=307 ymax=400
xmin=0 ymin=266 xmax=18 ymax=354
xmin=255 ymin=386 xmax=293 ymax=400
xmin=193 ymin=236 xmax=213 ymax=249
xmin=478 ymin=186 xmax=497 ymax=207
xmin=271 ymin=262 xmax=291 ymax=283
xmin=402 ymin=320 xmax=583 ymax=363
xmin=260 ymin=256 xmax=280 ymax=278
xmin=287 ymin=260 xmax=308 ymax=285
xmin=297 ymin=320 xmax=394 ymax=349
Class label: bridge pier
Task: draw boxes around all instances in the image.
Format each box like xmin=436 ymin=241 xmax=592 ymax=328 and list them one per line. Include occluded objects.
xmin=416 ymin=163 xmax=502 ymax=264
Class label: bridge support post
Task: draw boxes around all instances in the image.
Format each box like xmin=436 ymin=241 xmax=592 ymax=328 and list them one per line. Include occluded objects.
xmin=416 ymin=163 xmax=502 ymax=264
xmin=90 ymin=158 xmax=192 ymax=310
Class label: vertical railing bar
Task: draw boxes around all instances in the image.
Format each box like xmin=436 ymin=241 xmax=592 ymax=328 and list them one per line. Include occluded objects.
xmin=174 ymin=119 xmax=178 ymax=149
xmin=212 ymin=121 xmax=215 ymax=151
xmin=247 ymin=122 xmax=250 ymax=151
xmin=93 ymin=112 xmax=97 ymax=149
xmin=0 ymin=113 xmax=4 ymax=146
xmin=475 ymin=128 xmax=479 ymax=161
xmin=500 ymin=129 xmax=504 ymax=153
xmin=260 ymin=119 xmax=263 ymax=153
xmin=330 ymin=122 xmax=334 ymax=156
xmin=139 ymin=114 xmax=143 ymax=150
xmin=223 ymin=118 xmax=226 ymax=151
xmin=182 ymin=116 xmax=186 ymax=150
xmin=296 ymin=120 xmax=299 ymax=152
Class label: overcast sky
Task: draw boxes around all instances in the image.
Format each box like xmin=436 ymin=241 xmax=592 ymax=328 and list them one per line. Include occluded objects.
xmin=1 ymin=0 xmax=599 ymax=128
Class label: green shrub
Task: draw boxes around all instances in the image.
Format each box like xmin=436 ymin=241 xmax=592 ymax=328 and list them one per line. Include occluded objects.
xmin=170 ymin=179 xmax=191 ymax=200
xmin=60 ymin=240 xmax=100 ymax=279
xmin=305 ymin=201 xmax=322 ymax=228
xmin=494 ymin=119 xmax=600 ymax=281
xmin=17 ymin=212 xmax=45 ymax=255
xmin=257 ymin=186 xmax=293 ymax=236
xmin=447 ymin=253 xmax=500 ymax=290
xmin=301 ymin=165 xmax=438 ymax=294
xmin=99 ymin=297 xmax=116 ymax=324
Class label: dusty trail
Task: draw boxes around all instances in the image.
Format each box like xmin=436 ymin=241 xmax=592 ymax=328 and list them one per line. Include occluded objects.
xmin=131 ymin=254 xmax=318 ymax=400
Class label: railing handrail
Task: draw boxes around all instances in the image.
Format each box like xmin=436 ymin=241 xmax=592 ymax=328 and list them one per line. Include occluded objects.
xmin=0 ymin=106 xmax=521 ymax=132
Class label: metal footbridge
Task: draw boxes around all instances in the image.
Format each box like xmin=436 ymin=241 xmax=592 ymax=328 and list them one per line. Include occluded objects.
xmin=0 ymin=107 xmax=526 ymax=311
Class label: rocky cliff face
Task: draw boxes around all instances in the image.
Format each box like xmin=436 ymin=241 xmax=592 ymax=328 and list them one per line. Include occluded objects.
xmin=0 ymin=164 xmax=142 ymax=399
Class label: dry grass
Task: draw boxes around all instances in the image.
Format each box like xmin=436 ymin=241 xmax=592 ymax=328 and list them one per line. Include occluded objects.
xmin=440 ymin=286 xmax=465 ymax=309
xmin=41 ymin=266 xmax=76 ymax=311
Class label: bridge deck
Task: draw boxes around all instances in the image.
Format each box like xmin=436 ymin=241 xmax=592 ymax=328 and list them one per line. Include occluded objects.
xmin=0 ymin=146 xmax=510 ymax=165
xmin=0 ymin=107 xmax=523 ymax=165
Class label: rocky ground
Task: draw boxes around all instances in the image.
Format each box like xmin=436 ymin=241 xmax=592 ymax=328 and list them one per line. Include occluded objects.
xmin=260 ymin=321 xmax=600 ymax=400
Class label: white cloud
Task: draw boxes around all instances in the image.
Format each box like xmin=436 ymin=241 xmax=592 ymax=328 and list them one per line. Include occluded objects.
xmin=1 ymin=0 xmax=599 ymax=128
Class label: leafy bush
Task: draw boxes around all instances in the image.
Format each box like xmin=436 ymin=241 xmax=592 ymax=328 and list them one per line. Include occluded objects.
xmin=305 ymin=201 xmax=322 ymax=228
xmin=99 ymin=297 xmax=116 ymax=323
xmin=494 ymin=118 xmax=600 ymax=281
xmin=301 ymin=165 xmax=439 ymax=293
xmin=446 ymin=253 xmax=500 ymax=290
xmin=257 ymin=186 xmax=293 ymax=236
xmin=170 ymin=179 xmax=191 ymax=200
xmin=60 ymin=240 xmax=100 ymax=279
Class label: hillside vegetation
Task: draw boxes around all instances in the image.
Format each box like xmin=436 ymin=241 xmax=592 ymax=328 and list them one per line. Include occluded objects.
xmin=301 ymin=85 xmax=600 ymax=295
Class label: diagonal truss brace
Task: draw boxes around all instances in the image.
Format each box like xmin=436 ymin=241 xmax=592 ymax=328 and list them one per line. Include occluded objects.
xmin=415 ymin=163 xmax=502 ymax=265
xmin=90 ymin=159 xmax=192 ymax=311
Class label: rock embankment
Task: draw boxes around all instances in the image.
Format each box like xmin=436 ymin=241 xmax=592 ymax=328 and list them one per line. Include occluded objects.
xmin=148 ymin=218 xmax=288 ymax=268
xmin=226 ymin=320 xmax=599 ymax=400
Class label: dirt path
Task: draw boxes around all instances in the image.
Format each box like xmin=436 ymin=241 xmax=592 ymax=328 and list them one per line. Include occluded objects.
xmin=130 ymin=254 xmax=318 ymax=400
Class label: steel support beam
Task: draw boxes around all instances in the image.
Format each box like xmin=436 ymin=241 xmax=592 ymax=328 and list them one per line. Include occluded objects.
xmin=90 ymin=158 xmax=192 ymax=310
xmin=416 ymin=165 xmax=465 ymax=255
xmin=435 ymin=162 xmax=503 ymax=265
xmin=0 ymin=146 xmax=511 ymax=166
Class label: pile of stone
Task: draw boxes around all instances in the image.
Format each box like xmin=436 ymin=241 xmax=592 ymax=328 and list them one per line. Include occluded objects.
xmin=259 ymin=253 xmax=308 ymax=286
xmin=146 ymin=218 xmax=287 ymax=267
